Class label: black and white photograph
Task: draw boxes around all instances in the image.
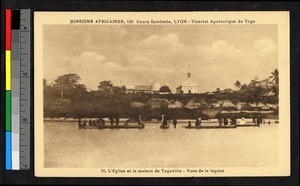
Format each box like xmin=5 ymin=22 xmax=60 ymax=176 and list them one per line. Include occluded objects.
xmin=34 ymin=12 xmax=290 ymax=177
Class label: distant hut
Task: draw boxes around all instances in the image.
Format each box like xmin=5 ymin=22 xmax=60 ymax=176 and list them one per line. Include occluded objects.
xmin=130 ymin=102 xmax=144 ymax=109
xmin=202 ymin=108 xmax=221 ymax=119
xmin=195 ymin=99 xmax=209 ymax=109
xmin=184 ymin=100 xmax=205 ymax=118
xmin=220 ymin=100 xmax=237 ymax=111
xmin=262 ymin=90 xmax=276 ymax=97
xmin=185 ymin=100 xmax=199 ymax=110
xmin=236 ymin=102 xmax=252 ymax=110
xmin=209 ymin=102 xmax=221 ymax=108
xmin=266 ymin=103 xmax=278 ymax=110
xmin=168 ymin=100 xmax=183 ymax=109
xmin=241 ymin=110 xmax=274 ymax=117
xmin=249 ymin=102 xmax=269 ymax=111
xmin=146 ymin=98 xmax=170 ymax=110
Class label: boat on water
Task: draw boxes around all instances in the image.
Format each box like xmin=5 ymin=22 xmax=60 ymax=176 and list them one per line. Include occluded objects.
xmin=236 ymin=123 xmax=259 ymax=127
xmin=185 ymin=125 xmax=237 ymax=129
xmin=79 ymin=124 xmax=145 ymax=129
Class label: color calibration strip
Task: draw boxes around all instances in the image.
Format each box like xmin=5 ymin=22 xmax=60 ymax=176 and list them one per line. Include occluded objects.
xmin=5 ymin=9 xmax=31 ymax=170
xmin=6 ymin=9 xmax=12 ymax=170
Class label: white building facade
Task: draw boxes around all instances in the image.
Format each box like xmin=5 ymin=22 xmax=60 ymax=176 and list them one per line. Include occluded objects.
xmin=176 ymin=66 xmax=198 ymax=94
xmin=125 ymin=82 xmax=161 ymax=94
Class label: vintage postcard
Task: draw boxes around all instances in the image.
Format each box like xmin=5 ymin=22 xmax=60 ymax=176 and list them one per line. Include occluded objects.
xmin=34 ymin=11 xmax=290 ymax=177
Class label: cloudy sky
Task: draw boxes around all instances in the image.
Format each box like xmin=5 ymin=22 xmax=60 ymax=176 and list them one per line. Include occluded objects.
xmin=43 ymin=25 xmax=277 ymax=92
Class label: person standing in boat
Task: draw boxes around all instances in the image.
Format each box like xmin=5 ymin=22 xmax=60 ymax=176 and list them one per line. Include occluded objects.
xmin=240 ymin=117 xmax=246 ymax=125
xmin=230 ymin=117 xmax=234 ymax=125
xmin=163 ymin=116 xmax=168 ymax=126
xmin=224 ymin=117 xmax=228 ymax=125
xmin=232 ymin=117 xmax=237 ymax=125
xmin=115 ymin=116 xmax=120 ymax=126
xmin=218 ymin=117 xmax=223 ymax=126
xmin=172 ymin=118 xmax=177 ymax=128
xmin=187 ymin=121 xmax=192 ymax=128
xmin=257 ymin=115 xmax=262 ymax=126
xmin=109 ymin=117 xmax=115 ymax=126
xmin=99 ymin=118 xmax=105 ymax=126
xmin=124 ymin=118 xmax=131 ymax=126
xmin=195 ymin=117 xmax=202 ymax=127
xmin=161 ymin=115 xmax=168 ymax=127
xmin=78 ymin=118 xmax=82 ymax=128
xmin=252 ymin=116 xmax=257 ymax=125
xmin=160 ymin=115 xmax=165 ymax=127
xmin=195 ymin=118 xmax=199 ymax=127
xmin=137 ymin=115 xmax=143 ymax=125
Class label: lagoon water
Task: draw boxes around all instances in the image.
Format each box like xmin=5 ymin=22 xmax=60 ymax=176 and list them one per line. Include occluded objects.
xmin=44 ymin=121 xmax=278 ymax=168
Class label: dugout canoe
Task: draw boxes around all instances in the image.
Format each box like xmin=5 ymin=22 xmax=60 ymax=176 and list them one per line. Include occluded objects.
xmin=79 ymin=124 xmax=145 ymax=129
xmin=236 ymin=124 xmax=260 ymax=127
xmin=185 ymin=125 xmax=237 ymax=129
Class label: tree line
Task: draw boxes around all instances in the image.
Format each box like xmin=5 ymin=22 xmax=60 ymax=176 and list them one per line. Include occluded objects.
xmin=43 ymin=69 xmax=278 ymax=119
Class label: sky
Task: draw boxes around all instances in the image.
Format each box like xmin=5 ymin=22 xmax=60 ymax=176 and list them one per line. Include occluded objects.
xmin=43 ymin=24 xmax=278 ymax=93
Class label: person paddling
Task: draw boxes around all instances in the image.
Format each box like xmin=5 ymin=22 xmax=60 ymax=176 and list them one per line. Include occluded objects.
xmin=109 ymin=117 xmax=115 ymax=126
xmin=163 ymin=116 xmax=168 ymax=126
xmin=161 ymin=115 xmax=167 ymax=127
xmin=99 ymin=118 xmax=105 ymax=126
xmin=218 ymin=117 xmax=223 ymax=126
xmin=240 ymin=117 xmax=246 ymax=125
xmin=173 ymin=118 xmax=177 ymax=128
xmin=195 ymin=118 xmax=200 ymax=127
xmin=138 ymin=115 xmax=143 ymax=125
xmin=115 ymin=116 xmax=120 ymax=126
xmin=187 ymin=121 xmax=192 ymax=128
xmin=78 ymin=118 xmax=82 ymax=128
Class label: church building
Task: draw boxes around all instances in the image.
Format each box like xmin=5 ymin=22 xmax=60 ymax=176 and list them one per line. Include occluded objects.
xmin=176 ymin=66 xmax=198 ymax=94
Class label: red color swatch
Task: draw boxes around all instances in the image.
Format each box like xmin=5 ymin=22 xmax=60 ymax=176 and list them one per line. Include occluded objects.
xmin=6 ymin=9 xmax=11 ymax=50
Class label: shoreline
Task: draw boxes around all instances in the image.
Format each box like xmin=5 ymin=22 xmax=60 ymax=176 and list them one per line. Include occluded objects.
xmin=44 ymin=118 xmax=279 ymax=124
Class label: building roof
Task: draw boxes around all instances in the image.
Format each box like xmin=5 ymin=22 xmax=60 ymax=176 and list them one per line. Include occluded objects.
xmin=181 ymin=79 xmax=198 ymax=86
xmin=146 ymin=98 xmax=170 ymax=110
xmin=249 ymin=102 xmax=270 ymax=110
xmin=266 ymin=103 xmax=278 ymax=109
xmin=209 ymin=102 xmax=221 ymax=108
xmin=185 ymin=100 xmax=199 ymax=109
xmin=126 ymin=85 xmax=152 ymax=90
xmin=262 ymin=90 xmax=276 ymax=97
xmin=236 ymin=102 xmax=252 ymax=110
xmin=221 ymin=100 xmax=236 ymax=108
xmin=168 ymin=100 xmax=183 ymax=109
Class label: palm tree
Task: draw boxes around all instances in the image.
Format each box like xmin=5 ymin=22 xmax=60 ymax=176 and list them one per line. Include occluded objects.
xmin=234 ymin=80 xmax=241 ymax=90
xmin=269 ymin=69 xmax=279 ymax=95
xmin=270 ymin=69 xmax=279 ymax=84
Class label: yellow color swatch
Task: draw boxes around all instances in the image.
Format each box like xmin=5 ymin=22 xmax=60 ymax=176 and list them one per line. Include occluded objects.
xmin=6 ymin=50 xmax=11 ymax=90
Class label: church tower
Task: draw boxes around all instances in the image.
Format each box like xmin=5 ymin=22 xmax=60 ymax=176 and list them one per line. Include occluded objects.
xmin=176 ymin=65 xmax=198 ymax=94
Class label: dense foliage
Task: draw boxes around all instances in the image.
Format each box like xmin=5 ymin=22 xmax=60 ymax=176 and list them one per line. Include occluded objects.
xmin=44 ymin=69 xmax=279 ymax=120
